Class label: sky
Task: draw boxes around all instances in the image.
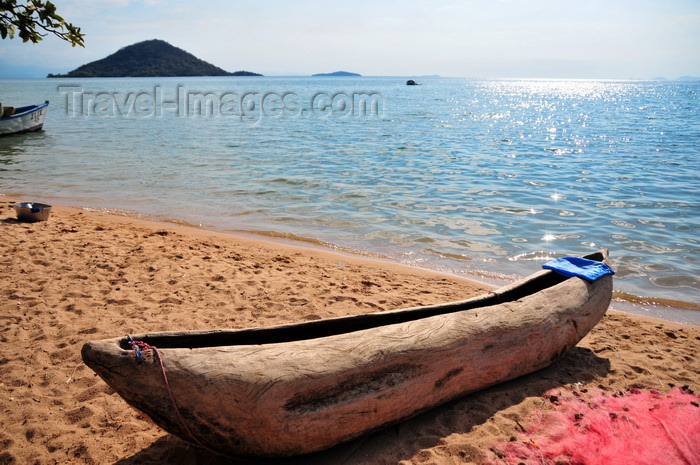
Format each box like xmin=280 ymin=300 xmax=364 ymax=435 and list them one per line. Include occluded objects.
xmin=1 ymin=0 xmax=699 ymax=79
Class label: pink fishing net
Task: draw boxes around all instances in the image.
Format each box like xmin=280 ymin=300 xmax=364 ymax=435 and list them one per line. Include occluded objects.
xmin=487 ymin=387 xmax=700 ymax=465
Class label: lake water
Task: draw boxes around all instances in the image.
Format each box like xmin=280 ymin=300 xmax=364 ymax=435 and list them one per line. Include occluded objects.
xmin=1 ymin=77 xmax=698 ymax=322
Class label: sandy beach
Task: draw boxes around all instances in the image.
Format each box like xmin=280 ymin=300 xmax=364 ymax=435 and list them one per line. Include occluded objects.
xmin=1 ymin=198 xmax=698 ymax=465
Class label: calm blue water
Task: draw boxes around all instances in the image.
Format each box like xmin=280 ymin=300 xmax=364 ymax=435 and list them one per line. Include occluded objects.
xmin=1 ymin=77 xmax=698 ymax=319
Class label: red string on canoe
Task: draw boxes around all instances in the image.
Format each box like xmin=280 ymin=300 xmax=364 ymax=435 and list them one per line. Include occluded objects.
xmin=127 ymin=336 xmax=244 ymax=460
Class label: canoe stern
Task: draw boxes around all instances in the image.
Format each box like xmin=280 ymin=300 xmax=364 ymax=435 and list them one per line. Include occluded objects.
xmin=81 ymin=338 xmax=179 ymax=428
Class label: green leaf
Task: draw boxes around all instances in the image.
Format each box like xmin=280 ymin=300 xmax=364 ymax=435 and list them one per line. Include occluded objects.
xmin=1 ymin=0 xmax=85 ymax=46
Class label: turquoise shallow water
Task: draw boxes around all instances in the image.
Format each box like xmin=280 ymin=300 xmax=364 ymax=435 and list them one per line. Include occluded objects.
xmin=1 ymin=77 xmax=698 ymax=319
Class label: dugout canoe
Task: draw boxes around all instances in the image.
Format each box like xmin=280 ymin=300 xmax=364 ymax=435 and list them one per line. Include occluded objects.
xmin=81 ymin=250 xmax=613 ymax=458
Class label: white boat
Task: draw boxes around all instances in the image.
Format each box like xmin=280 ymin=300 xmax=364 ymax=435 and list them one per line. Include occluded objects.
xmin=0 ymin=101 xmax=49 ymax=136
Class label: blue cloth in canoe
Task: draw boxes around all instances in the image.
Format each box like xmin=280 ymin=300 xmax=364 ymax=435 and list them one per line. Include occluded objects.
xmin=542 ymin=257 xmax=614 ymax=281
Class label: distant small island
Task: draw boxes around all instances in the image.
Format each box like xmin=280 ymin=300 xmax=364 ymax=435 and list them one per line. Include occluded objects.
xmin=650 ymin=76 xmax=700 ymax=81
xmin=47 ymin=39 xmax=262 ymax=78
xmin=312 ymin=71 xmax=361 ymax=77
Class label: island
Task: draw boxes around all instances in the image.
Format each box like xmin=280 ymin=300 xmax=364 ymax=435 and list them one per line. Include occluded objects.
xmin=47 ymin=39 xmax=262 ymax=78
xmin=650 ymin=76 xmax=700 ymax=81
xmin=312 ymin=71 xmax=361 ymax=77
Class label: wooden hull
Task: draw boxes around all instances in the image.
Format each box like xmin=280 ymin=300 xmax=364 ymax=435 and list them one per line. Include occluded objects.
xmin=81 ymin=250 xmax=613 ymax=457
xmin=0 ymin=102 xmax=48 ymax=136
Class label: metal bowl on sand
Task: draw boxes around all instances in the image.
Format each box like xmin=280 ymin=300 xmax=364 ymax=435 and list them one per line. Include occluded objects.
xmin=13 ymin=202 xmax=52 ymax=222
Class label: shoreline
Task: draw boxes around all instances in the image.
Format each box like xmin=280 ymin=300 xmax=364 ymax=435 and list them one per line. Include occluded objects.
xmin=5 ymin=192 xmax=698 ymax=325
xmin=1 ymin=197 xmax=698 ymax=465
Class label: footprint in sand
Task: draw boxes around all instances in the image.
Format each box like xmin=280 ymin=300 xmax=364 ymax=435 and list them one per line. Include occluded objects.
xmin=64 ymin=405 xmax=94 ymax=424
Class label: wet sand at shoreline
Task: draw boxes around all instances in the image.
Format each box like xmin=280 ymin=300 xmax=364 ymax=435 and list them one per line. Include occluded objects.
xmin=1 ymin=199 xmax=697 ymax=464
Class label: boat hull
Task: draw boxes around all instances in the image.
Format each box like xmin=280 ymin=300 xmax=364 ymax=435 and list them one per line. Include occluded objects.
xmin=0 ymin=102 xmax=49 ymax=136
xmin=82 ymin=251 xmax=613 ymax=457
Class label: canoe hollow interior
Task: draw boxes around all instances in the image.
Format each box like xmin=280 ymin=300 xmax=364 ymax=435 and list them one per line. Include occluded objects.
xmin=118 ymin=251 xmax=607 ymax=350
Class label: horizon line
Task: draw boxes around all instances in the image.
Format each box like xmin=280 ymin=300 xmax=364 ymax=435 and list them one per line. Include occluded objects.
xmin=1 ymin=74 xmax=699 ymax=81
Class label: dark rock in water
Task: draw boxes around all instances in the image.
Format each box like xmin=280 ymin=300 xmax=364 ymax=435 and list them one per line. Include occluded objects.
xmin=406 ymin=80 xmax=419 ymax=86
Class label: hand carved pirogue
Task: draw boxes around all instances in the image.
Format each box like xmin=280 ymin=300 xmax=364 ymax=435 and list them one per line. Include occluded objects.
xmin=82 ymin=250 xmax=613 ymax=457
